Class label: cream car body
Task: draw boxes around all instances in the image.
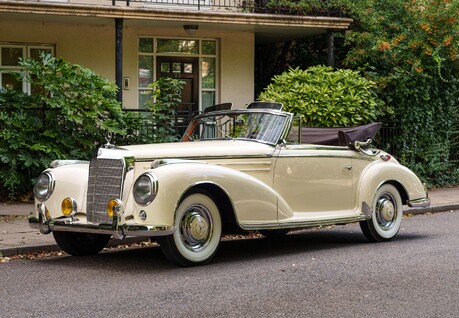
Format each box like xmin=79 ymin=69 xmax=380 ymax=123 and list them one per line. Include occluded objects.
xmin=30 ymin=104 xmax=429 ymax=266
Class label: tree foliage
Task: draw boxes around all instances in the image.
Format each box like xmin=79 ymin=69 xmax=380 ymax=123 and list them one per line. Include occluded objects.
xmin=0 ymin=55 xmax=184 ymax=199
xmin=0 ymin=54 xmax=125 ymax=199
xmin=341 ymin=0 xmax=459 ymax=186
xmin=258 ymin=65 xmax=385 ymax=127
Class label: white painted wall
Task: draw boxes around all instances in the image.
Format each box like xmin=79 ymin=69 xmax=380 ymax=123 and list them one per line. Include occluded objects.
xmin=0 ymin=19 xmax=254 ymax=109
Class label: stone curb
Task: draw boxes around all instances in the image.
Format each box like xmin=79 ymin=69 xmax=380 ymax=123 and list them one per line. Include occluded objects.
xmin=0 ymin=237 xmax=149 ymax=258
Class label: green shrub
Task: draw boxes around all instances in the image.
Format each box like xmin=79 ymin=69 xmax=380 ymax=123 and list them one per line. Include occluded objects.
xmin=144 ymin=77 xmax=185 ymax=143
xmin=0 ymin=54 xmax=125 ymax=199
xmin=0 ymin=55 xmax=186 ymax=199
xmin=258 ymin=65 xmax=386 ymax=127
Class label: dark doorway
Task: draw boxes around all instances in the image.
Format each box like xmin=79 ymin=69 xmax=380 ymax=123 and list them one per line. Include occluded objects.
xmin=156 ymin=56 xmax=199 ymax=133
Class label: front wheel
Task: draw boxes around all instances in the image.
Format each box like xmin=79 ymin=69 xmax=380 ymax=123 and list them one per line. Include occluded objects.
xmin=159 ymin=193 xmax=222 ymax=266
xmin=360 ymin=184 xmax=403 ymax=242
xmin=53 ymin=232 xmax=111 ymax=256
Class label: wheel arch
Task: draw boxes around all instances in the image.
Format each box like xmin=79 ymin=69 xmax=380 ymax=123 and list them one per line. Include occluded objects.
xmin=179 ymin=182 xmax=240 ymax=235
xmin=384 ymin=180 xmax=409 ymax=206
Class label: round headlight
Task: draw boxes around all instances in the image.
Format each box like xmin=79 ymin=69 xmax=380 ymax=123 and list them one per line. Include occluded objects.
xmin=33 ymin=171 xmax=55 ymax=202
xmin=133 ymin=173 xmax=158 ymax=206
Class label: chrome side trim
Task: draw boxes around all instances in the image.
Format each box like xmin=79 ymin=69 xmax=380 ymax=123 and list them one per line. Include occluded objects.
xmin=239 ymin=215 xmax=370 ymax=231
xmin=408 ymin=197 xmax=431 ymax=208
xmin=218 ymin=161 xmax=273 ymax=172
xmin=136 ymin=154 xmax=273 ymax=163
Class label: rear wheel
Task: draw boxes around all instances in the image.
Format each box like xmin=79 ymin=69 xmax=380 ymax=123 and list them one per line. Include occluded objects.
xmin=53 ymin=232 xmax=111 ymax=256
xmin=159 ymin=193 xmax=222 ymax=266
xmin=360 ymin=184 xmax=403 ymax=242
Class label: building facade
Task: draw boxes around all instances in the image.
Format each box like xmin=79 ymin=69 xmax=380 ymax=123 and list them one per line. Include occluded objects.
xmin=0 ymin=0 xmax=352 ymax=117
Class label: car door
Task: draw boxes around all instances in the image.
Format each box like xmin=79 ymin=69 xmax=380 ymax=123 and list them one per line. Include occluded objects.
xmin=273 ymin=144 xmax=357 ymax=223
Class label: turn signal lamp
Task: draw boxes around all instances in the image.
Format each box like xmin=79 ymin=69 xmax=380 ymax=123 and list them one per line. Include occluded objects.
xmin=61 ymin=197 xmax=77 ymax=216
xmin=107 ymin=199 xmax=123 ymax=218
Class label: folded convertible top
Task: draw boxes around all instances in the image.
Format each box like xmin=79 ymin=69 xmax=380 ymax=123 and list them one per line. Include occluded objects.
xmin=300 ymin=122 xmax=382 ymax=148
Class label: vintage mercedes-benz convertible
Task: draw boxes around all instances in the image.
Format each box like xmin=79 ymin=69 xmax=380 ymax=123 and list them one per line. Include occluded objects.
xmin=30 ymin=102 xmax=430 ymax=266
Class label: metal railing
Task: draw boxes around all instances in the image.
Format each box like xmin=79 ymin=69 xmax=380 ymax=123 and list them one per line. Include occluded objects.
xmin=111 ymin=0 xmax=344 ymax=16
xmin=3 ymin=105 xmax=457 ymax=161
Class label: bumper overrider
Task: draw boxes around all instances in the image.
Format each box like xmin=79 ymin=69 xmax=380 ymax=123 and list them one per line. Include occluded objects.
xmin=29 ymin=203 xmax=175 ymax=240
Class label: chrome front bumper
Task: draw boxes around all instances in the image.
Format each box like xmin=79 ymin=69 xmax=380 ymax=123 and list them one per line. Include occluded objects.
xmin=29 ymin=204 xmax=175 ymax=240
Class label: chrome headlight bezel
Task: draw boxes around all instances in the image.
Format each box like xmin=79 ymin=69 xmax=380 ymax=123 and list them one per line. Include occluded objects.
xmin=133 ymin=172 xmax=159 ymax=206
xmin=33 ymin=171 xmax=55 ymax=202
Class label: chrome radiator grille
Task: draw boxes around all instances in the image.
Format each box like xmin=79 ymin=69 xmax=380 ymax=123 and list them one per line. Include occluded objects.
xmin=86 ymin=158 xmax=125 ymax=224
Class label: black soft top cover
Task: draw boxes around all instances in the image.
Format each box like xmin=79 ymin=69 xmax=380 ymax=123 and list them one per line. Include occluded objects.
xmin=300 ymin=122 xmax=382 ymax=148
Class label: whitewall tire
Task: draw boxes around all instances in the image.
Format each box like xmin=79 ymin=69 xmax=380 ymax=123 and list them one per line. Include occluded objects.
xmin=159 ymin=192 xmax=222 ymax=266
xmin=360 ymin=184 xmax=403 ymax=242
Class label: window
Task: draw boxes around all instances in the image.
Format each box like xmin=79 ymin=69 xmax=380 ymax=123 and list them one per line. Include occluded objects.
xmin=0 ymin=43 xmax=54 ymax=94
xmin=138 ymin=38 xmax=218 ymax=110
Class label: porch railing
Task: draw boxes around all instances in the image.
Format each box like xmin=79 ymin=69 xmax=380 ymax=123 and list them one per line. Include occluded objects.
xmin=111 ymin=0 xmax=344 ymax=17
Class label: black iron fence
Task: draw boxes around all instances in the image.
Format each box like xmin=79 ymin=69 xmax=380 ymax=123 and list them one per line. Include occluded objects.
xmin=2 ymin=105 xmax=458 ymax=161
xmin=111 ymin=0 xmax=344 ymax=17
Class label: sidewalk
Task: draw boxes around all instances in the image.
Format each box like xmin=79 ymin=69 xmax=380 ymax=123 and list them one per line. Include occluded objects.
xmin=1 ymin=187 xmax=458 ymax=257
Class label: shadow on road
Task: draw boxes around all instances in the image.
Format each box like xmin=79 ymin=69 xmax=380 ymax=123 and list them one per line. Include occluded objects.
xmin=32 ymin=225 xmax=427 ymax=271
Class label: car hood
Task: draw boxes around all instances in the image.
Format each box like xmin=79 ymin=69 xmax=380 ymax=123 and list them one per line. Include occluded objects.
xmin=118 ymin=140 xmax=276 ymax=161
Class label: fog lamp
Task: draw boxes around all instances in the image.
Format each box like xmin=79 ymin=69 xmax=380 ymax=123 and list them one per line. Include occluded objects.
xmin=61 ymin=197 xmax=77 ymax=216
xmin=107 ymin=199 xmax=123 ymax=218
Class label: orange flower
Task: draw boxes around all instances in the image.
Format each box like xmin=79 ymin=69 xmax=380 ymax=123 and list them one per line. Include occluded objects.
xmin=378 ymin=41 xmax=391 ymax=51
xmin=444 ymin=36 xmax=453 ymax=47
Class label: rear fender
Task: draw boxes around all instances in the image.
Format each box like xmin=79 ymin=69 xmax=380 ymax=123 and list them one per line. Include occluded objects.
xmin=357 ymin=162 xmax=427 ymax=213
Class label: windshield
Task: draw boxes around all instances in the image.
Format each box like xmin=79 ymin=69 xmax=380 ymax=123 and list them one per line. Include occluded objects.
xmin=183 ymin=110 xmax=291 ymax=145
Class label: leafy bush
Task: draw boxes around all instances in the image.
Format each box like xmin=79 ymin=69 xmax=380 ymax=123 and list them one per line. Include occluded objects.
xmin=144 ymin=77 xmax=185 ymax=143
xmin=0 ymin=55 xmax=185 ymax=199
xmin=258 ymin=65 xmax=386 ymax=127
xmin=0 ymin=54 xmax=125 ymax=199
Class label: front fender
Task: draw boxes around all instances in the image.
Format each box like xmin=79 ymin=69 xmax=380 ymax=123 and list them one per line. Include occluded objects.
xmin=34 ymin=163 xmax=89 ymax=219
xmin=132 ymin=163 xmax=279 ymax=227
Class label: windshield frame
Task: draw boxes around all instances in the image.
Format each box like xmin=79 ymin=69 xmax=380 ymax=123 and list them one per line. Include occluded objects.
xmin=182 ymin=109 xmax=293 ymax=146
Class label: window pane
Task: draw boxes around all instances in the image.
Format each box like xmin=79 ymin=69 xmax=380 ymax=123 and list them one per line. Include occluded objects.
xmin=161 ymin=62 xmax=170 ymax=73
xmin=202 ymin=40 xmax=216 ymax=55
xmin=202 ymin=58 xmax=215 ymax=89
xmin=139 ymin=38 xmax=153 ymax=53
xmin=30 ymin=48 xmax=52 ymax=61
xmin=138 ymin=56 xmax=153 ymax=88
xmin=157 ymin=39 xmax=198 ymax=54
xmin=1 ymin=73 xmax=22 ymax=91
xmin=202 ymin=91 xmax=215 ymax=109
xmin=1 ymin=47 xmax=23 ymax=66
xmin=172 ymin=63 xmax=181 ymax=73
xmin=184 ymin=63 xmax=193 ymax=73
xmin=139 ymin=89 xmax=152 ymax=109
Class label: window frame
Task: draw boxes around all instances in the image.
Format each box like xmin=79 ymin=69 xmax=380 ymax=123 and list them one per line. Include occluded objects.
xmin=0 ymin=43 xmax=55 ymax=95
xmin=137 ymin=37 xmax=219 ymax=111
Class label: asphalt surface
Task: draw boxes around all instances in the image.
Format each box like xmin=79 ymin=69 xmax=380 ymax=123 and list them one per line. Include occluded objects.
xmin=0 ymin=211 xmax=458 ymax=317
xmin=0 ymin=186 xmax=458 ymax=257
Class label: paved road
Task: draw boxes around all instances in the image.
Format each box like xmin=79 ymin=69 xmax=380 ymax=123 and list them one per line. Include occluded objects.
xmin=1 ymin=212 xmax=458 ymax=318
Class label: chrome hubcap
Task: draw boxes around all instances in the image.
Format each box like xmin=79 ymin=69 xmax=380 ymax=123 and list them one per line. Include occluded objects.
xmin=180 ymin=204 xmax=213 ymax=252
xmin=375 ymin=193 xmax=397 ymax=230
